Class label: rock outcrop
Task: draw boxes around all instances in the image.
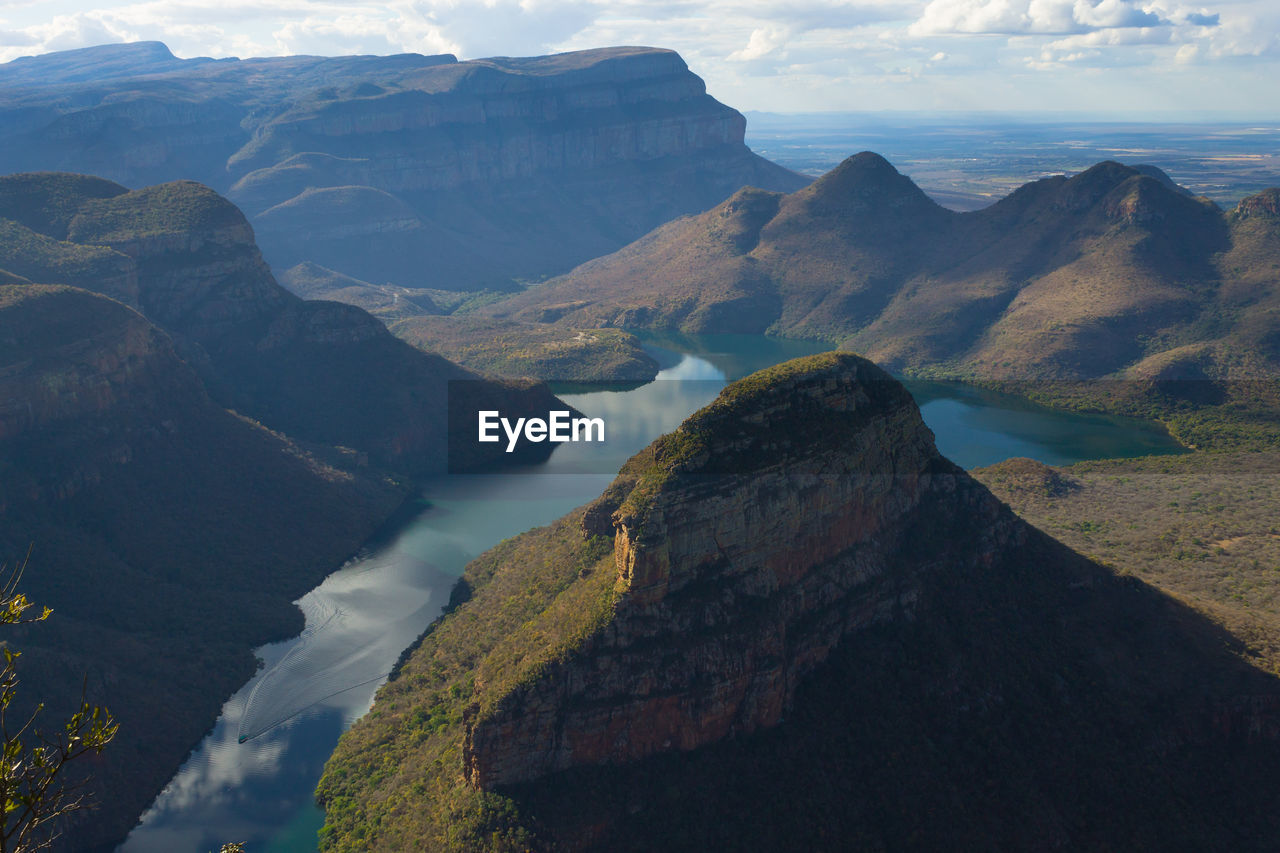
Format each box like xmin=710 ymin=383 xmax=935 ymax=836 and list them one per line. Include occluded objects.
xmin=463 ymin=354 xmax=974 ymax=786
xmin=0 ymin=43 xmax=806 ymax=291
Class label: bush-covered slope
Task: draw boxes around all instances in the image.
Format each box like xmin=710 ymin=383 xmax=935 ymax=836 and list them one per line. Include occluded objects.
xmin=0 ymin=283 xmax=405 ymax=849
xmin=4 ymin=173 xmax=565 ymax=473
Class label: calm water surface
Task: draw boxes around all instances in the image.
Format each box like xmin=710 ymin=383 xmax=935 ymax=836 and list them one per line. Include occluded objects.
xmin=120 ymin=336 xmax=1183 ymax=852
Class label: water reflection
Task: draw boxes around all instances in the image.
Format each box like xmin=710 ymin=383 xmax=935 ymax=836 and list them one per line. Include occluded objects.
xmin=121 ymin=353 xmax=728 ymax=852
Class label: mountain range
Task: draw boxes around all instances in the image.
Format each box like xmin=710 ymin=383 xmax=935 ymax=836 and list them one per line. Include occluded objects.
xmin=490 ymin=153 xmax=1280 ymax=384
xmin=0 ymin=42 xmax=806 ymax=292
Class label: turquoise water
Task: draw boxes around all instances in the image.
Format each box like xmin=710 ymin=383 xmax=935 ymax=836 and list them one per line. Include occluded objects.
xmin=119 ymin=336 xmax=1183 ymax=852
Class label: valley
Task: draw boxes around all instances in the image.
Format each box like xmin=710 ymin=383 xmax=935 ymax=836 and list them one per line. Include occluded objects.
xmin=0 ymin=34 xmax=1278 ymax=853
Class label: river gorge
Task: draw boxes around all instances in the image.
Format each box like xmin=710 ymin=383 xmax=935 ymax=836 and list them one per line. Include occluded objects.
xmin=119 ymin=335 xmax=1184 ymax=852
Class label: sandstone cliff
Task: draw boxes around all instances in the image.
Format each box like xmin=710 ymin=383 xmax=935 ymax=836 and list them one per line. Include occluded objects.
xmin=463 ymin=354 xmax=969 ymax=786
xmin=0 ymin=43 xmax=806 ymax=291
xmin=319 ymin=352 xmax=1280 ymax=851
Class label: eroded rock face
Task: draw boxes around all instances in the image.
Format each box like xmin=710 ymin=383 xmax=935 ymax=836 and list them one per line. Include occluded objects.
xmin=1235 ymin=188 xmax=1280 ymax=220
xmin=463 ymin=354 xmax=1025 ymax=788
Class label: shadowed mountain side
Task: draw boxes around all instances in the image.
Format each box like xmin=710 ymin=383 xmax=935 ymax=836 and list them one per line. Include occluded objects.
xmin=280 ymin=261 xmax=442 ymax=320
xmin=0 ymin=43 xmax=807 ymax=291
xmin=1 ymin=173 xmax=565 ymax=473
xmin=490 ymin=154 xmax=1267 ymax=383
xmin=318 ymin=353 xmax=1280 ymax=851
xmin=0 ymin=284 xmax=406 ymax=850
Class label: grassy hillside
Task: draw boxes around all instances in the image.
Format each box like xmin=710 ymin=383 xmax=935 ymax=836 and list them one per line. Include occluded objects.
xmin=4 ymin=172 xmax=567 ymax=474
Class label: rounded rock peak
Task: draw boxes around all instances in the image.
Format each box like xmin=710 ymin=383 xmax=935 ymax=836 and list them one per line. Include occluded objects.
xmin=1234 ymin=188 xmax=1280 ymax=220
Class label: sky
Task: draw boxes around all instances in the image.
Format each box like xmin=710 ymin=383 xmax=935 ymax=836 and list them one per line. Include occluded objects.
xmin=0 ymin=0 xmax=1277 ymax=115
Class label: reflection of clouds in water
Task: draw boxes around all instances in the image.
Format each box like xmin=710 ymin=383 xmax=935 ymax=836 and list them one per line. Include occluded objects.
xmin=655 ymin=354 xmax=725 ymax=381
xmin=239 ymin=549 xmax=450 ymax=741
xmin=556 ymin=356 xmax=726 ymax=473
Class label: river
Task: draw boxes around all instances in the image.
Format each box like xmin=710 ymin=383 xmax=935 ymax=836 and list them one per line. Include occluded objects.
xmin=119 ymin=336 xmax=1183 ymax=852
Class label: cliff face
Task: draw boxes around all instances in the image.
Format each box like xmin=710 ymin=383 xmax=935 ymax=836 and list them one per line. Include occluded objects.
xmin=0 ymin=43 xmax=806 ymax=291
xmin=320 ymin=353 xmax=1280 ymax=852
xmin=464 ymin=354 xmax=985 ymax=786
xmin=0 ymin=284 xmax=176 ymax=446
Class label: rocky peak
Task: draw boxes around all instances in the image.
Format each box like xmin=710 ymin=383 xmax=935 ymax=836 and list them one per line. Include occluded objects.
xmin=1131 ymin=163 xmax=1193 ymax=196
xmin=462 ymin=353 xmax=1020 ymax=788
xmin=707 ymin=186 xmax=783 ymax=253
xmin=1233 ymin=188 xmax=1280 ymax=221
xmin=798 ymin=151 xmax=943 ymax=218
xmin=1052 ymin=160 xmax=1144 ymax=212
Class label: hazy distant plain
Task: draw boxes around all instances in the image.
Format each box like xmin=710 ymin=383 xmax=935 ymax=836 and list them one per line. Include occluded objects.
xmin=746 ymin=113 xmax=1280 ymax=211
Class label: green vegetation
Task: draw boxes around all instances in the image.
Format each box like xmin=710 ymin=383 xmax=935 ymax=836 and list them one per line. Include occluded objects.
xmin=487 ymin=156 xmax=1280 ymax=450
xmin=976 ymin=451 xmax=1280 ymax=672
xmin=390 ymin=316 xmax=660 ymax=382
xmin=316 ymin=517 xmax=617 ymax=851
xmin=0 ymin=559 xmax=118 ymax=853
xmin=0 ymin=283 xmax=407 ymax=848
xmin=320 ymin=354 xmax=1280 ymax=851
xmin=0 ymin=173 xmax=127 ymax=240
xmin=0 ymin=219 xmax=131 ymax=291
xmin=68 ymin=181 xmax=246 ymax=243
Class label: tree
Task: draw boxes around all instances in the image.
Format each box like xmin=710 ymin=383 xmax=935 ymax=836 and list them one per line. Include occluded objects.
xmin=0 ymin=554 xmax=117 ymax=853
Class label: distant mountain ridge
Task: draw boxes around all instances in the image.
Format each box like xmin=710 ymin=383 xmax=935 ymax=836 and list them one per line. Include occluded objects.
xmin=490 ymin=153 xmax=1280 ymax=388
xmin=0 ymin=42 xmax=807 ymax=291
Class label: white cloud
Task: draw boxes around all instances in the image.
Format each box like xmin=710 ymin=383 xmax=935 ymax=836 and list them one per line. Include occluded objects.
xmin=0 ymin=0 xmax=1276 ymax=112
xmin=909 ymin=0 xmax=1169 ymax=35
xmin=728 ymin=23 xmax=789 ymax=60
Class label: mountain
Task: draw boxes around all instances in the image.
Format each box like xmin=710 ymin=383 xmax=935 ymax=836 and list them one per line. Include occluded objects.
xmin=318 ymin=352 xmax=1280 ymax=851
xmin=0 ymin=43 xmax=807 ymax=291
xmin=0 ymin=172 xmax=562 ymax=473
xmin=0 ymin=283 xmax=404 ymax=849
xmin=491 ymin=154 xmax=1274 ymax=376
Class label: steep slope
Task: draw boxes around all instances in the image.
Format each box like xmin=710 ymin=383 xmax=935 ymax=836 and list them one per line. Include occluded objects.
xmin=493 ymin=155 xmax=1261 ymax=381
xmin=318 ymin=353 xmax=1280 ymax=851
xmin=1 ymin=173 xmax=563 ymax=473
xmin=0 ymin=284 xmax=403 ymax=850
xmin=0 ymin=43 xmax=807 ymax=290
